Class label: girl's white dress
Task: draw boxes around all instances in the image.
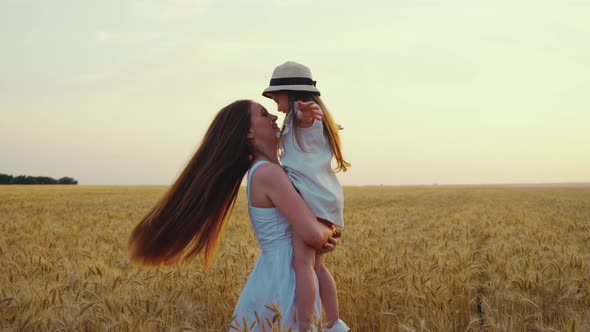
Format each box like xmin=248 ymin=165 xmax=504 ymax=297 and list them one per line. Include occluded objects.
xmin=230 ymin=160 xmax=321 ymax=331
xmin=280 ymin=107 xmax=344 ymax=227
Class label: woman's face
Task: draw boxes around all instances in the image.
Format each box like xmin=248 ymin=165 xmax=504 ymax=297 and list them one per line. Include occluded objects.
xmin=267 ymin=92 xmax=290 ymax=114
xmin=248 ymin=102 xmax=280 ymax=142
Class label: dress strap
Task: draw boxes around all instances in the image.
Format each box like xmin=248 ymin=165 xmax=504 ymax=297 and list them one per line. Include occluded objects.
xmin=247 ymin=160 xmax=271 ymax=205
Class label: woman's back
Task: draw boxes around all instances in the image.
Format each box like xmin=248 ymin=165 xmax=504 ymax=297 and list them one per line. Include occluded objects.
xmin=247 ymin=160 xmax=293 ymax=252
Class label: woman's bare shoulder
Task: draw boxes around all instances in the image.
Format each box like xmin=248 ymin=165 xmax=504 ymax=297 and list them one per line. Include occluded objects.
xmin=250 ymin=162 xmax=295 ymax=194
xmin=250 ymin=162 xmax=286 ymax=183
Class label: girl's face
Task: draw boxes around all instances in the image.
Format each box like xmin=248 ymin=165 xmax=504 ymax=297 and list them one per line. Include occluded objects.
xmin=248 ymin=102 xmax=280 ymax=142
xmin=268 ymin=92 xmax=290 ymax=114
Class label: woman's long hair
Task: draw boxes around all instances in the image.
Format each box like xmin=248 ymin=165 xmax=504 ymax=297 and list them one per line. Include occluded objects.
xmin=285 ymin=93 xmax=350 ymax=172
xmin=128 ymin=100 xmax=253 ymax=267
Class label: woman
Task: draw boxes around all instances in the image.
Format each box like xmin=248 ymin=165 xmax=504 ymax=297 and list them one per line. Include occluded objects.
xmin=128 ymin=100 xmax=340 ymax=331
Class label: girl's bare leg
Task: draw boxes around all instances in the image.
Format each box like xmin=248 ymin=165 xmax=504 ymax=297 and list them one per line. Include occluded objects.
xmin=314 ymin=253 xmax=340 ymax=327
xmin=292 ymin=232 xmax=317 ymax=332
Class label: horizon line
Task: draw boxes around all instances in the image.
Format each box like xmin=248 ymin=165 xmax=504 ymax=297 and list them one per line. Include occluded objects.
xmin=21 ymin=181 xmax=590 ymax=188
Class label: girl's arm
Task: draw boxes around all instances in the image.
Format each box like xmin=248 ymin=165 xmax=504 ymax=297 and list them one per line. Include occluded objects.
xmin=296 ymin=101 xmax=344 ymax=130
xmin=295 ymin=101 xmax=323 ymax=128
xmin=254 ymin=163 xmax=334 ymax=250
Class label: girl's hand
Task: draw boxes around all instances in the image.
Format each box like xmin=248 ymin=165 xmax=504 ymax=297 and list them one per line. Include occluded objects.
xmin=296 ymin=101 xmax=323 ymax=126
xmin=316 ymin=228 xmax=342 ymax=254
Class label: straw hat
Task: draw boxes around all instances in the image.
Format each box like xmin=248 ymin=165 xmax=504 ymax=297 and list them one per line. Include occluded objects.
xmin=262 ymin=61 xmax=321 ymax=98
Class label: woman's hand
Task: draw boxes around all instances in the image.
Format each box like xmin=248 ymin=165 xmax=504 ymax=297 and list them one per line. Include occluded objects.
xmin=316 ymin=229 xmax=342 ymax=254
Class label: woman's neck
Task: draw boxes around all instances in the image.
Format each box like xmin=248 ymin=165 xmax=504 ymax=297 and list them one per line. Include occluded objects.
xmin=253 ymin=147 xmax=279 ymax=165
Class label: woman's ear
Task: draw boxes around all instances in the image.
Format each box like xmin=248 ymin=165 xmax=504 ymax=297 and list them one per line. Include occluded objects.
xmin=247 ymin=129 xmax=255 ymax=139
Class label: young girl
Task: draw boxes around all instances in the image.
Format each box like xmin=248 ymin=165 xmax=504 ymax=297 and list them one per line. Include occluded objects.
xmin=263 ymin=61 xmax=351 ymax=332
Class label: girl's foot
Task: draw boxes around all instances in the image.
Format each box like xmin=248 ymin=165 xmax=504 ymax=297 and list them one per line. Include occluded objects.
xmin=323 ymin=319 xmax=350 ymax=332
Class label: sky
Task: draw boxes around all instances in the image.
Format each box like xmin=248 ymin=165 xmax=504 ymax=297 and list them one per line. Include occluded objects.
xmin=1 ymin=0 xmax=589 ymax=186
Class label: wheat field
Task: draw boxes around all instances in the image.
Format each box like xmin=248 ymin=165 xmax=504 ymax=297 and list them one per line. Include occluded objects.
xmin=0 ymin=185 xmax=589 ymax=331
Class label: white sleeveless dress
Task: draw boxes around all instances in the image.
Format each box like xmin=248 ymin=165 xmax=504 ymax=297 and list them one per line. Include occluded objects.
xmin=230 ymin=160 xmax=321 ymax=331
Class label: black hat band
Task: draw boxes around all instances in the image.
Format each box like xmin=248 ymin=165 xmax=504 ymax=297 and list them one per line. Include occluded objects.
xmin=269 ymin=77 xmax=317 ymax=87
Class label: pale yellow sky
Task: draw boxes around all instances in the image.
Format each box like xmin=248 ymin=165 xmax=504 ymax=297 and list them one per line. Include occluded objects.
xmin=1 ymin=0 xmax=589 ymax=185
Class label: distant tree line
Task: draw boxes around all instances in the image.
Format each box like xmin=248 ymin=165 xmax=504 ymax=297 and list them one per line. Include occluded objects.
xmin=0 ymin=174 xmax=78 ymax=185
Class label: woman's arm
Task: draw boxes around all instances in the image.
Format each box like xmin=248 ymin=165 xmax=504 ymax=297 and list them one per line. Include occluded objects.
xmin=254 ymin=163 xmax=333 ymax=250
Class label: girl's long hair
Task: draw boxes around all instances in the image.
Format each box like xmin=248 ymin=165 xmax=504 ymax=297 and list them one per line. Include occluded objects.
xmin=286 ymin=93 xmax=350 ymax=172
xmin=128 ymin=100 xmax=253 ymax=268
